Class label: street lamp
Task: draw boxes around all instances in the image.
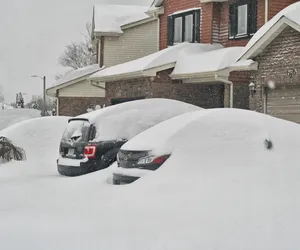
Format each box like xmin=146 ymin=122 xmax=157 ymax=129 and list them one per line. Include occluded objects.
xmin=31 ymin=75 xmax=46 ymax=116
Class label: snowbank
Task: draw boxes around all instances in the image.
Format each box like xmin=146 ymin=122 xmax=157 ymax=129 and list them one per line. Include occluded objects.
xmin=78 ymin=98 xmax=200 ymax=141
xmin=0 ymin=116 xmax=69 ymax=179
xmin=1 ymin=109 xmax=300 ymax=250
xmin=93 ymin=4 xmax=150 ymax=34
xmin=0 ymin=108 xmax=41 ymax=131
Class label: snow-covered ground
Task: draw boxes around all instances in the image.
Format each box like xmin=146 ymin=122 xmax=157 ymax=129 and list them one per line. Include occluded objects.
xmin=0 ymin=108 xmax=41 ymax=131
xmin=1 ymin=109 xmax=300 ymax=250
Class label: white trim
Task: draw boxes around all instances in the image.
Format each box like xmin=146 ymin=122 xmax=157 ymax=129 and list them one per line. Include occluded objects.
xmin=169 ymin=7 xmax=201 ymax=16
xmin=170 ymin=70 xmax=229 ymax=80
xmin=146 ymin=6 xmax=164 ymax=17
xmin=240 ymin=17 xmax=300 ymax=60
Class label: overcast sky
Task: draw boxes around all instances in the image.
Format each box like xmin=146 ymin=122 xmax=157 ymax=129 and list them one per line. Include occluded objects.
xmin=0 ymin=0 xmax=153 ymax=103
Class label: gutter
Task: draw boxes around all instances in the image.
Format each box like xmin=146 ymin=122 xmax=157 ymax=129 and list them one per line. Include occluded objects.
xmin=215 ymin=75 xmax=233 ymax=108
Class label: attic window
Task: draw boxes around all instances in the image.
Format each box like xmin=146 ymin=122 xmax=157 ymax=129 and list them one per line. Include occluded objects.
xmin=167 ymin=9 xmax=201 ymax=46
xmin=229 ymin=0 xmax=257 ymax=39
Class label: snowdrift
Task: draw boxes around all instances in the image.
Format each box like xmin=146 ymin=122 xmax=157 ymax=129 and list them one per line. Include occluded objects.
xmin=1 ymin=109 xmax=300 ymax=250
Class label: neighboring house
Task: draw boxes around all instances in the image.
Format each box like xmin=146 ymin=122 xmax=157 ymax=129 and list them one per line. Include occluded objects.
xmin=89 ymin=0 xmax=298 ymax=110
xmin=234 ymin=2 xmax=300 ymax=123
xmin=46 ymin=4 xmax=159 ymax=116
xmin=46 ymin=64 xmax=105 ymax=116
xmin=92 ymin=4 xmax=159 ymax=68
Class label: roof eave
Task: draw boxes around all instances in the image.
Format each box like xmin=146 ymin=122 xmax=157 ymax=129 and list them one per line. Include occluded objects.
xmin=240 ymin=16 xmax=300 ymax=60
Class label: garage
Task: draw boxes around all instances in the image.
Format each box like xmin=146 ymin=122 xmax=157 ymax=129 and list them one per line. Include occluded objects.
xmin=266 ymin=85 xmax=300 ymax=123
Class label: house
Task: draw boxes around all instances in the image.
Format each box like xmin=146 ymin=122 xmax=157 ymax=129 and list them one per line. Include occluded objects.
xmin=89 ymin=0 xmax=298 ymax=110
xmin=46 ymin=4 xmax=159 ymax=116
xmin=234 ymin=1 xmax=300 ymax=123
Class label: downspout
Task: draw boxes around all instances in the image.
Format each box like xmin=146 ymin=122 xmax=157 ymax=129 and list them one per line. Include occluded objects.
xmin=215 ymin=75 xmax=233 ymax=108
xmin=55 ymin=90 xmax=59 ymax=116
xmin=99 ymin=36 xmax=104 ymax=68
xmin=265 ymin=0 xmax=269 ymax=23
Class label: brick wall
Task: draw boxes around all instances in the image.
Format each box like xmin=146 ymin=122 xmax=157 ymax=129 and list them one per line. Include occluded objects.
xmin=106 ymin=70 xmax=225 ymax=109
xmin=159 ymin=0 xmax=213 ymax=49
xmin=59 ymin=97 xmax=107 ymax=116
xmin=218 ymin=0 xmax=266 ymax=47
xmin=160 ymin=0 xmax=296 ymax=49
xmin=250 ymin=27 xmax=300 ymax=111
xmin=268 ymin=0 xmax=298 ymax=20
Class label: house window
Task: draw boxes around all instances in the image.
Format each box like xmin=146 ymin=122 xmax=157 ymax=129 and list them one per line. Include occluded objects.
xmin=167 ymin=9 xmax=201 ymax=46
xmin=229 ymin=0 xmax=257 ymax=39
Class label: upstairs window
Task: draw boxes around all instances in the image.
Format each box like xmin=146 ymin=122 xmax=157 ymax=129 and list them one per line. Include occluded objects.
xmin=229 ymin=0 xmax=257 ymax=39
xmin=167 ymin=9 xmax=201 ymax=46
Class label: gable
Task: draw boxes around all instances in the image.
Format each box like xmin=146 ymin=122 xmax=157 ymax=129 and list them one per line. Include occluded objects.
xmin=59 ymin=79 xmax=105 ymax=98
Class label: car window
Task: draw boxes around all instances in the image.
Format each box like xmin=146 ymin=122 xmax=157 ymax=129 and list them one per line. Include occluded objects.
xmin=62 ymin=120 xmax=91 ymax=142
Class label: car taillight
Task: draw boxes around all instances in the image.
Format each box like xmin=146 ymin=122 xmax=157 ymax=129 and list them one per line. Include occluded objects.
xmin=84 ymin=145 xmax=97 ymax=158
xmin=137 ymin=155 xmax=170 ymax=165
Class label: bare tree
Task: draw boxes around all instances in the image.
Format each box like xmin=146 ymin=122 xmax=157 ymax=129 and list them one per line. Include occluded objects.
xmin=58 ymin=22 xmax=97 ymax=70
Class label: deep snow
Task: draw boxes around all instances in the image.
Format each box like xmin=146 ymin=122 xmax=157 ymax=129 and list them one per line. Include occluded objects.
xmin=1 ymin=109 xmax=300 ymax=250
xmin=0 ymin=108 xmax=41 ymax=131
xmin=78 ymin=98 xmax=200 ymax=141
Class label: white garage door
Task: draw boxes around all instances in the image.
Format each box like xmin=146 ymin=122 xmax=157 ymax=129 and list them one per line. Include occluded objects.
xmin=267 ymin=86 xmax=300 ymax=123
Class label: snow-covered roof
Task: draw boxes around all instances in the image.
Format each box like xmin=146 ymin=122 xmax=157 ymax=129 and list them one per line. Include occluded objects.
xmin=46 ymin=64 xmax=101 ymax=94
xmin=93 ymin=4 xmax=150 ymax=35
xmin=89 ymin=43 xmax=221 ymax=82
xmin=171 ymin=47 xmax=245 ymax=79
xmin=147 ymin=0 xmax=164 ymax=14
xmin=239 ymin=1 xmax=300 ymax=60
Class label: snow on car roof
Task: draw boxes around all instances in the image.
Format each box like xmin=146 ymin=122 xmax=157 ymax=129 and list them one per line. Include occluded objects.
xmin=121 ymin=108 xmax=300 ymax=155
xmin=77 ymin=98 xmax=201 ymax=141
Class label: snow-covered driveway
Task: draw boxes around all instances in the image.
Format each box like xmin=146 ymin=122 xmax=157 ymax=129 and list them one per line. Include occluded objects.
xmin=1 ymin=110 xmax=300 ymax=250
xmin=0 ymin=108 xmax=40 ymax=131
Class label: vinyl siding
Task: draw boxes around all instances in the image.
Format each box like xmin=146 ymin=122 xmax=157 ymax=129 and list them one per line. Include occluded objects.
xmin=59 ymin=79 xmax=105 ymax=97
xmin=103 ymin=19 xmax=158 ymax=67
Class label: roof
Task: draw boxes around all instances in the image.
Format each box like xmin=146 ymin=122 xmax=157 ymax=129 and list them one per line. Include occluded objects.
xmin=93 ymin=4 xmax=150 ymax=36
xmin=147 ymin=0 xmax=164 ymax=14
xmin=171 ymin=47 xmax=244 ymax=79
xmin=89 ymin=43 xmax=221 ymax=82
xmin=46 ymin=64 xmax=101 ymax=95
xmin=239 ymin=1 xmax=300 ymax=60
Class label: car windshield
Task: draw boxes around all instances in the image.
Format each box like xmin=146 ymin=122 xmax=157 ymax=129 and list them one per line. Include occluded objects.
xmin=62 ymin=120 xmax=90 ymax=142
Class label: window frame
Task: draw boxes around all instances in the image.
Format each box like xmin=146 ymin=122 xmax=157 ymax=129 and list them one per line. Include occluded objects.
xmin=167 ymin=9 xmax=201 ymax=46
xmin=229 ymin=0 xmax=257 ymax=40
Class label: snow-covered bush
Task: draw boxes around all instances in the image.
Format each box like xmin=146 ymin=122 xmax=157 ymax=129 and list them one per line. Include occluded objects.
xmin=0 ymin=136 xmax=26 ymax=164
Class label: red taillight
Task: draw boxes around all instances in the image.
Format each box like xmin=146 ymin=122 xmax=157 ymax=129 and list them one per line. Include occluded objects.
xmin=152 ymin=155 xmax=170 ymax=164
xmin=84 ymin=145 xmax=97 ymax=158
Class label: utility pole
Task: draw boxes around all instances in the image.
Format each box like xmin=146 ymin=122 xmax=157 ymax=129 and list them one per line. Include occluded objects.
xmin=31 ymin=74 xmax=47 ymax=116
xmin=43 ymin=76 xmax=46 ymax=116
